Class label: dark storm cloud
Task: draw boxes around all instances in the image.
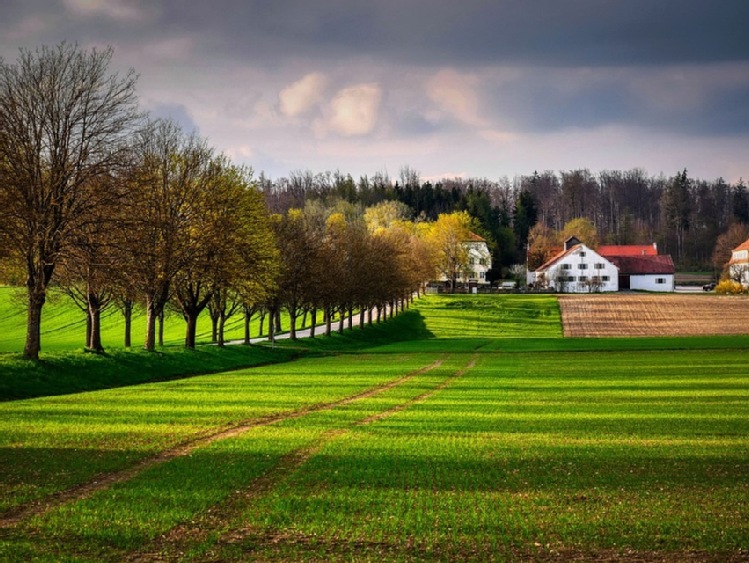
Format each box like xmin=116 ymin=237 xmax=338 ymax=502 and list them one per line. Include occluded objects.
xmin=157 ymin=0 xmax=749 ymax=67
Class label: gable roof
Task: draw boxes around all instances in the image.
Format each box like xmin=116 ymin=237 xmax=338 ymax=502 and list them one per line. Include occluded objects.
xmin=598 ymin=244 xmax=658 ymax=257
xmin=464 ymin=231 xmax=486 ymax=242
xmin=607 ymin=255 xmax=675 ymax=275
xmin=536 ymin=243 xmax=616 ymax=273
xmin=732 ymin=238 xmax=749 ymax=253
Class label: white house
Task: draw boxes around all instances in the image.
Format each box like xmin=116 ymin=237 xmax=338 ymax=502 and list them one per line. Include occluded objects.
xmin=535 ymin=237 xmax=618 ymax=293
xmin=436 ymin=232 xmax=492 ymax=287
xmin=728 ymin=238 xmax=749 ymax=286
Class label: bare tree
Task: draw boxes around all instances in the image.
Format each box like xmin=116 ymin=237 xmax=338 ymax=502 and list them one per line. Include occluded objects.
xmin=0 ymin=43 xmax=140 ymax=359
xmin=124 ymin=120 xmax=211 ymax=351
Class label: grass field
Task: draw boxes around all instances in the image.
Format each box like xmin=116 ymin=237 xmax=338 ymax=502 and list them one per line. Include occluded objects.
xmin=0 ymin=286 xmax=295 ymax=354
xmin=1 ymin=294 xmax=748 ymax=561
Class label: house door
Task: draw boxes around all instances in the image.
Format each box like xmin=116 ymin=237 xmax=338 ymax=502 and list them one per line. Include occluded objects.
xmin=619 ymin=274 xmax=630 ymax=290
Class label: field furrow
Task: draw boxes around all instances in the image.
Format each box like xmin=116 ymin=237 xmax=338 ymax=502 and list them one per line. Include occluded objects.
xmin=559 ymin=294 xmax=749 ymax=337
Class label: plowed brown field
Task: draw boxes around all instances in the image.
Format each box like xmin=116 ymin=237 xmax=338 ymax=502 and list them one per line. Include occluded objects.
xmin=558 ymin=293 xmax=749 ymax=337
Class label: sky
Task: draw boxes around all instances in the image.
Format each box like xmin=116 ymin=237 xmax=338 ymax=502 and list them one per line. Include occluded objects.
xmin=1 ymin=0 xmax=748 ymax=183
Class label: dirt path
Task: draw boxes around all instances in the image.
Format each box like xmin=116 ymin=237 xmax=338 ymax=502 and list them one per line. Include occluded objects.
xmin=559 ymin=294 xmax=749 ymax=337
xmin=0 ymin=359 xmax=443 ymax=530
xmin=127 ymin=355 xmax=477 ymax=562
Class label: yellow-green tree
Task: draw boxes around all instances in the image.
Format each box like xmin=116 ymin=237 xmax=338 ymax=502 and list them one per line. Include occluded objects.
xmin=559 ymin=217 xmax=599 ymax=248
xmin=427 ymin=211 xmax=477 ymax=292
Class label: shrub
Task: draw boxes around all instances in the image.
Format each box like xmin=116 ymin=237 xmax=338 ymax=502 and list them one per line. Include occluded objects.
xmin=715 ymin=279 xmax=747 ymax=294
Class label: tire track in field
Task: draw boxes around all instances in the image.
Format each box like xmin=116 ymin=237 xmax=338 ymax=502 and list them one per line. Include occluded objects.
xmin=0 ymin=359 xmax=443 ymax=530
xmin=133 ymin=354 xmax=478 ymax=562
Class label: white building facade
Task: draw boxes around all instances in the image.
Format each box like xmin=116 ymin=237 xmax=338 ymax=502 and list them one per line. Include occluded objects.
xmin=536 ymin=242 xmax=619 ymax=293
xmin=463 ymin=239 xmax=492 ymax=284
xmin=729 ymin=239 xmax=749 ymax=286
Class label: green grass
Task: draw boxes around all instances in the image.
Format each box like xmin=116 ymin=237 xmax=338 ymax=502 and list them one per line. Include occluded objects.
xmin=0 ymin=285 xmax=332 ymax=354
xmin=1 ymin=294 xmax=748 ymax=561
xmin=0 ymin=286 xmax=369 ymax=401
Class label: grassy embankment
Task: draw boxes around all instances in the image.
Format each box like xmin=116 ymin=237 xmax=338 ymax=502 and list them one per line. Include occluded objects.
xmin=0 ymin=286 xmax=357 ymax=401
xmin=1 ymin=294 xmax=748 ymax=561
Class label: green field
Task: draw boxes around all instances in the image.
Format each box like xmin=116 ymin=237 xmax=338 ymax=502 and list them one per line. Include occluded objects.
xmin=0 ymin=286 xmax=284 ymax=354
xmin=1 ymin=294 xmax=748 ymax=561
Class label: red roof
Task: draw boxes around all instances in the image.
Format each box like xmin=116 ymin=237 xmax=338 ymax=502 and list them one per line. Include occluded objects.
xmin=732 ymin=238 xmax=749 ymax=253
xmin=598 ymin=244 xmax=658 ymax=257
xmin=464 ymin=231 xmax=486 ymax=242
xmin=607 ymin=255 xmax=675 ymax=275
xmin=537 ymin=244 xmax=582 ymax=272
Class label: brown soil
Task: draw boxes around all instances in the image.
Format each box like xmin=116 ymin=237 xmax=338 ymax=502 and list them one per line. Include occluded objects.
xmin=558 ymin=294 xmax=749 ymax=337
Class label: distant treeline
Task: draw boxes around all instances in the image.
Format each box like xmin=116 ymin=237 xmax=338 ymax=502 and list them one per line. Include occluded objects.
xmin=259 ymin=167 xmax=748 ymax=273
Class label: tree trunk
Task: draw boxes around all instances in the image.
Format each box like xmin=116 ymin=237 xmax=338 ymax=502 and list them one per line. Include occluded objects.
xmin=275 ymin=310 xmax=282 ymax=333
xmin=325 ymin=307 xmax=332 ymax=336
xmin=87 ymin=291 xmax=104 ymax=353
xmin=338 ymin=308 xmax=345 ymax=334
xmin=144 ymin=296 xmax=158 ymax=351
xmin=289 ymin=308 xmax=297 ymax=340
xmin=123 ymin=300 xmax=133 ymax=348
xmin=258 ymin=312 xmax=265 ymax=337
xmin=85 ymin=311 xmax=92 ymax=349
xmin=359 ymin=308 xmax=365 ymax=330
xmin=210 ymin=313 xmax=219 ymax=343
xmin=368 ymin=307 xmax=373 ymax=326
xmin=309 ymin=308 xmax=317 ymax=338
xmin=184 ymin=311 xmax=199 ymax=349
xmin=377 ymin=304 xmax=382 ymax=323
xmin=269 ymin=308 xmax=276 ymax=344
xmin=347 ymin=306 xmax=353 ymax=330
xmin=218 ymin=315 xmax=226 ymax=347
xmin=158 ymin=310 xmax=165 ymax=347
xmin=243 ymin=309 xmax=252 ymax=345
xmin=24 ymin=289 xmax=45 ymax=360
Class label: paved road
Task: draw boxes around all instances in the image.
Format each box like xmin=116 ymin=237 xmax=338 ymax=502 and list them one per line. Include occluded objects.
xmin=228 ymin=305 xmax=394 ymax=345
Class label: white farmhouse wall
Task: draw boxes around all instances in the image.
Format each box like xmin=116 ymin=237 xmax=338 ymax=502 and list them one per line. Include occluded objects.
xmin=629 ymin=274 xmax=674 ymax=292
xmin=729 ymin=263 xmax=749 ymax=287
xmin=543 ymin=245 xmax=618 ymax=293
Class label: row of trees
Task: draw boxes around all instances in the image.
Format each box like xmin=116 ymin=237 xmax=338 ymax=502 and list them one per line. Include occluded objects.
xmin=2 ymin=45 xmax=486 ymax=360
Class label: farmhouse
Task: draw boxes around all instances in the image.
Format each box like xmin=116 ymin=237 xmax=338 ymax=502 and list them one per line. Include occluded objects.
xmin=461 ymin=232 xmax=492 ymax=285
xmin=598 ymin=243 xmax=676 ymax=292
xmin=728 ymin=237 xmax=749 ymax=286
xmin=534 ymin=237 xmax=676 ymax=293
xmin=535 ymin=237 xmax=619 ymax=293
xmin=436 ymin=232 xmax=492 ymax=287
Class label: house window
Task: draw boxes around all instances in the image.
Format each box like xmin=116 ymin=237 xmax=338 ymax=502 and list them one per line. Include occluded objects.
xmin=469 ymin=258 xmax=476 ymax=265
xmin=594 ymin=263 xmax=604 ymax=269
xmin=561 ymin=264 xmax=571 ymax=270
xmin=578 ymin=263 xmax=588 ymax=270
xmin=579 ymin=251 xmax=586 ymax=257
xmin=479 ymin=272 xmax=485 ymax=279
xmin=656 ymin=278 xmax=666 ymax=284
xmin=565 ymin=276 xmax=576 ymax=282
xmin=479 ymin=258 xmax=486 ymax=266
xmin=579 ymin=275 xmax=588 ymax=282
xmin=602 ymin=276 xmax=610 ymax=282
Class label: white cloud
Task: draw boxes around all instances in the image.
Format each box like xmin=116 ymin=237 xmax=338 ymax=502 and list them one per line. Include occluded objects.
xmin=328 ymin=83 xmax=383 ymax=136
xmin=426 ymin=69 xmax=483 ymax=127
xmin=278 ymin=72 xmax=327 ymax=117
xmin=62 ymin=0 xmax=149 ymax=22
